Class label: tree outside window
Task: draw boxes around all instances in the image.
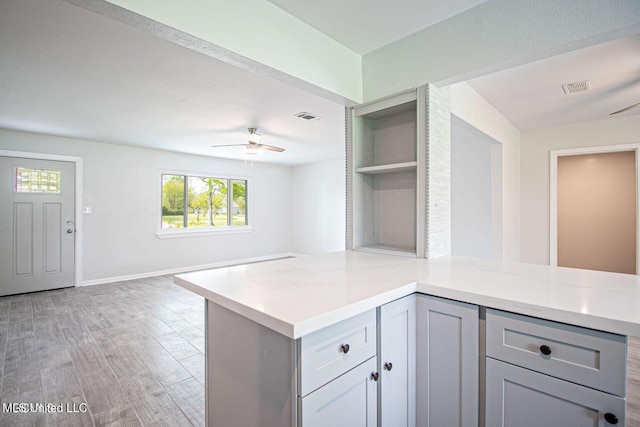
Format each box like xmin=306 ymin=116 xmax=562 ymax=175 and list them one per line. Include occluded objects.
xmin=161 ymin=174 xmax=247 ymax=229
xmin=231 ymin=180 xmax=247 ymax=226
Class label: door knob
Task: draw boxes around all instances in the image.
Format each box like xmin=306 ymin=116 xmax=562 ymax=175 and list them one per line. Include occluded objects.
xmin=67 ymin=229 xmax=73 ymax=234
xmin=384 ymin=362 xmax=393 ymax=371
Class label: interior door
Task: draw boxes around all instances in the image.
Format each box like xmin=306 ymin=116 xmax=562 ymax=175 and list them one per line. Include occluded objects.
xmin=557 ymin=151 xmax=636 ymax=274
xmin=0 ymin=156 xmax=76 ymax=296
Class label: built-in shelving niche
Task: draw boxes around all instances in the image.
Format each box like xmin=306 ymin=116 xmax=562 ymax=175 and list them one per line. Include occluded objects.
xmin=351 ymin=91 xmax=418 ymax=257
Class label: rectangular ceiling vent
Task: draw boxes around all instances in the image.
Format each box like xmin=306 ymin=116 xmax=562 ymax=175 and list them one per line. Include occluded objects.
xmin=294 ymin=112 xmax=319 ymax=120
xmin=562 ymin=80 xmax=590 ymax=95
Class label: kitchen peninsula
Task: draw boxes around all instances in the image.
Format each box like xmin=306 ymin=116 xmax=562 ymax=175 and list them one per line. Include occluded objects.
xmin=175 ymin=251 xmax=640 ymax=426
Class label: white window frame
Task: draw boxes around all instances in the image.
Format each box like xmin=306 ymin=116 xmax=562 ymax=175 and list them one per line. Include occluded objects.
xmin=156 ymin=169 xmax=252 ymax=239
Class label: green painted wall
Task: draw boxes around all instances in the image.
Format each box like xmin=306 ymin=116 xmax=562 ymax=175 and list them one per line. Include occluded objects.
xmin=106 ymin=0 xmax=363 ymax=102
xmin=105 ymin=0 xmax=640 ymax=106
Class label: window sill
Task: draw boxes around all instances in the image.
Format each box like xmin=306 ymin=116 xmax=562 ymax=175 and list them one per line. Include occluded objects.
xmin=156 ymin=226 xmax=253 ymax=239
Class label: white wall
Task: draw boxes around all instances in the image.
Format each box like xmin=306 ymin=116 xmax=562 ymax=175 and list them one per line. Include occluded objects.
xmin=520 ymin=115 xmax=640 ymax=265
xmin=291 ymin=158 xmax=345 ymax=255
xmin=451 ymin=120 xmax=501 ymax=259
xmin=0 ymin=128 xmax=293 ymax=283
xmin=450 ymin=82 xmax=521 ymax=261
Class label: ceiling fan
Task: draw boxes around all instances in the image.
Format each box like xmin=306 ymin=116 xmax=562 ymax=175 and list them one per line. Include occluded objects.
xmin=610 ymin=102 xmax=640 ymax=116
xmin=211 ymin=128 xmax=285 ymax=154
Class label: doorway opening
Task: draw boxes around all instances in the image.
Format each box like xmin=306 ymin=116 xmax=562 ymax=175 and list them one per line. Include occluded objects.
xmin=550 ymin=144 xmax=639 ymax=274
xmin=451 ymin=116 xmax=503 ymax=259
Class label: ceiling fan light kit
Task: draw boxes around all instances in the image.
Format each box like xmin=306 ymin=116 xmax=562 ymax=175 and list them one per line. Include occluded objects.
xmin=245 ymin=146 xmax=261 ymax=156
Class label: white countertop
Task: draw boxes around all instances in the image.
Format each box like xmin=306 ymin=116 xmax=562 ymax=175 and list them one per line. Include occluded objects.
xmin=174 ymin=251 xmax=640 ymax=339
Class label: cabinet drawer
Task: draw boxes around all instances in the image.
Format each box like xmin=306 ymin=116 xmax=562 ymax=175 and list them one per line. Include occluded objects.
xmin=486 ymin=309 xmax=626 ymax=396
xmin=299 ymin=309 xmax=376 ymax=396
xmin=486 ymin=358 xmax=625 ymax=427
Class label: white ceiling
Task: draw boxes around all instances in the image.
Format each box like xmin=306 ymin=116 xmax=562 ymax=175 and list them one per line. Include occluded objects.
xmin=0 ymin=0 xmax=345 ymax=166
xmin=468 ymin=34 xmax=640 ymax=130
xmin=268 ymin=0 xmax=490 ymax=54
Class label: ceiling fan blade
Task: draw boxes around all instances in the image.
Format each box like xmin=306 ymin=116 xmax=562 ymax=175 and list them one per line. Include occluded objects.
xmin=210 ymin=144 xmax=246 ymax=148
xmin=257 ymin=144 xmax=285 ymax=152
xmin=610 ymin=102 xmax=640 ymax=115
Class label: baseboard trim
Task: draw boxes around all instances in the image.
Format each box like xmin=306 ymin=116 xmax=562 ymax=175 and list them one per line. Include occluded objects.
xmin=80 ymin=253 xmax=300 ymax=286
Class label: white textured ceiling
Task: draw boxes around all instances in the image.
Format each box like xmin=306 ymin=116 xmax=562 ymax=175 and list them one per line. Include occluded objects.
xmin=269 ymin=0 xmax=490 ymax=54
xmin=0 ymin=0 xmax=345 ymax=166
xmin=468 ymin=34 xmax=640 ymax=130
xmin=2 ymin=0 xmax=638 ymax=163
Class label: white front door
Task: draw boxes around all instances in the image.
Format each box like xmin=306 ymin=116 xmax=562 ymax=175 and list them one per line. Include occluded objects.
xmin=0 ymin=157 xmax=76 ymax=296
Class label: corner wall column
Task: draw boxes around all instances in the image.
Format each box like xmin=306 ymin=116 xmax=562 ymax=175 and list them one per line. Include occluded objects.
xmin=421 ymin=84 xmax=451 ymax=258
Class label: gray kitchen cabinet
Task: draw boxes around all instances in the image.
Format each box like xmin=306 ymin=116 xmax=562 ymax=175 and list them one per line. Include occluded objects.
xmin=378 ymin=295 xmax=416 ymax=426
xmin=485 ymin=308 xmax=627 ymax=426
xmin=486 ymin=358 xmax=625 ymax=426
xmin=300 ymin=308 xmax=377 ymax=397
xmin=416 ymin=294 xmax=479 ymax=427
xmin=299 ymin=308 xmax=378 ymax=426
xmin=206 ymin=301 xmax=378 ymax=427
xmin=302 ymin=294 xmax=419 ymax=427
xmin=300 ymin=357 xmax=378 ymax=427
xmin=485 ymin=308 xmax=627 ymax=396
xmin=206 ymin=294 xmax=628 ymax=427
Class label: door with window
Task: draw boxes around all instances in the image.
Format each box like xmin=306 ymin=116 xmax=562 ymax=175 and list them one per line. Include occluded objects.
xmin=0 ymin=157 xmax=76 ymax=296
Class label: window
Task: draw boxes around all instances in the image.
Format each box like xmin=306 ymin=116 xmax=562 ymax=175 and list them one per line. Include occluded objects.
xmin=161 ymin=174 xmax=248 ymax=230
xmin=15 ymin=167 xmax=61 ymax=193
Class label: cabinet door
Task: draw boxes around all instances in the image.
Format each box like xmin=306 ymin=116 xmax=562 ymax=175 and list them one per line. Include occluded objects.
xmin=379 ymin=295 xmax=416 ymax=427
xmin=416 ymin=295 xmax=479 ymax=427
xmin=300 ymin=357 xmax=377 ymax=427
xmin=486 ymin=358 xmax=625 ymax=427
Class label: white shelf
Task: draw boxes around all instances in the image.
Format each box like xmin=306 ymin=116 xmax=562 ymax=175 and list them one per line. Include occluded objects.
xmin=355 ymin=245 xmax=416 ymax=258
xmin=355 ymin=161 xmax=417 ymax=175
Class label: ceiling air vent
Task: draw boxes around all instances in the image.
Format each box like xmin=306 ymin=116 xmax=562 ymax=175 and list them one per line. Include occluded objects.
xmin=562 ymin=80 xmax=590 ymax=95
xmin=294 ymin=112 xmax=319 ymax=120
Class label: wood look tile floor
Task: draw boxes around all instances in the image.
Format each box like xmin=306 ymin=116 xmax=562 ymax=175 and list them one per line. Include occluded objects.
xmin=0 ymin=276 xmax=205 ymax=426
